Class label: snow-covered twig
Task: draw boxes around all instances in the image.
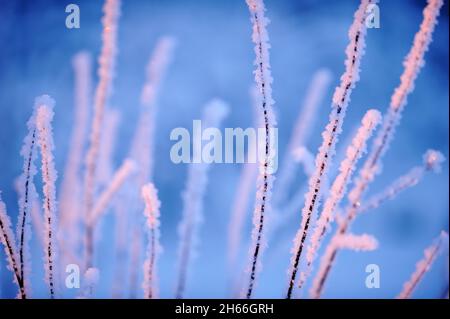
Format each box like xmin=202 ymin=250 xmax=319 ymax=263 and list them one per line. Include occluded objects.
xmin=141 ymin=183 xmax=162 ymax=299
xmin=140 ymin=37 xmax=176 ymax=108
xmin=97 ymin=109 xmax=121 ymax=188
xmin=243 ymin=0 xmax=277 ymax=299
xmin=16 ymin=98 xmax=43 ymax=297
xmin=131 ymin=36 xmax=176 ymax=185
xmin=310 ymin=233 xmax=378 ymax=299
xmin=300 ymin=110 xmax=381 ymax=289
xmin=59 ymin=51 xmax=92 ymax=270
xmin=83 ymin=0 xmax=121 ymax=269
xmin=333 ymin=233 xmax=378 ymax=251
xmin=347 ymin=0 xmax=444 ymax=216
xmin=274 ymin=69 xmax=332 ymax=206
xmin=35 ymin=96 xmax=58 ymax=298
xmin=360 ymin=150 xmax=445 ymax=213
xmin=126 ymin=37 xmax=175 ymax=296
xmin=89 ymin=159 xmax=136 ymax=225
xmin=286 ymin=0 xmax=376 ymax=299
xmin=0 ymin=194 xmax=25 ymax=298
xmin=397 ymin=231 xmax=448 ymax=299
xmin=312 ymin=0 xmax=444 ymax=297
xmin=175 ymin=100 xmax=229 ymax=298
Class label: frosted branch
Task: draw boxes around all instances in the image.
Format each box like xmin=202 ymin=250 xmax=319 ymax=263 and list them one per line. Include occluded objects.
xmin=140 ymin=36 xmax=176 ymax=107
xmin=16 ymin=97 xmax=44 ymax=297
xmin=243 ymin=0 xmax=277 ymax=299
xmin=96 ymin=109 xmax=121 ymax=187
xmin=300 ymin=110 xmax=381 ymax=289
xmin=0 ymin=194 xmax=25 ymax=298
xmin=176 ymin=99 xmax=229 ymax=298
xmin=360 ymin=150 xmax=445 ymax=213
xmin=286 ymin=0 xmax=376 ymax=299
xmin=391 ymin=0 xmax=443 ymax=112
xmin=141 ymin=183 xmax=162 ymax=299
xmin=349 ymin=0 xmax=444 ymax=208
xmin=309 ymin=0 xmax=444 ymax=298
xmin=89 ymin=159 xmax=136 ymax=225
xmin=131 ymin=36 xmax=176 ymax=185
xmin=274 ymin=69 xmax=332 ymax=206
xmin=310 ymin=233 xmax=378 ymax=299
xmin=35 ymin=96 xmax=58 ymax=298
xmin=397 ymin=231 xmax=448 ymax=299
xmin=83 ymin=0 xmax=121 ymax=269
xmin=333 ymin=233 xmax=378 ymax=251
xmin=59 ymin=51 xmax=92 ymax=269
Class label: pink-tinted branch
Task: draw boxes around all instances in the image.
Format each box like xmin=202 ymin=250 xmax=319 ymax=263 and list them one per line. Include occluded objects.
xmin=397 ymin=231 xmax=448 ymax=299
xmin=286 ymin=0 xmax=376 ymax=299
xmin=83 ymin=0 xmax=121 ymax=269
xmin=35 ymin=95 xmax=58 ymax=298
xmin=141 ymin=183 xmax=162 ymax=299
xmin=243 ymin=0 xmax=277 ymax=299
xmin=299 ymin=110 xmax=381 ymax=289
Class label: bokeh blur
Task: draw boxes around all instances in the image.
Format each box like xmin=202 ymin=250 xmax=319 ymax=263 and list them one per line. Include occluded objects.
xmin=0 ymin=0 xmax=448 ymax=298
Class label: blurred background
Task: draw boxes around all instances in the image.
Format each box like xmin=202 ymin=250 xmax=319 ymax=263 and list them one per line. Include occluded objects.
xmin=0 ymin=0 xmax=448 ymax=298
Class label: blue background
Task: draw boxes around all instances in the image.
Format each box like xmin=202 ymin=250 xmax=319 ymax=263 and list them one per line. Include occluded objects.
xmin=0 ymin=0 xmax=448 ymax=298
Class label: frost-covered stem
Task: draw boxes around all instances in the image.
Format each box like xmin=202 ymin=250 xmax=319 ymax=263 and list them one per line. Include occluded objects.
xmin=140 ymin=37 xmax=176 ymax=109
xmin=96 ymin=109 xmax=121 ymax=187
xmin=16 ymin=98 xmax=44 ymax=297
xmin=274 ymin=69 xmax=332 ymax=206
xmin=243 ymin=0 xmax=277 ymax=299
xmin=175 ymin=100 xmax=229 ymax=298
xmin=141 ymin=183 xmax=161 ymax=299
xmin=397 ymin=231 xmax=448 ymax=299
xmin=349 ymin=0 xmax=444 ymax=215
xmin=35 ymin=96 xmax=58 ymax=298
xmin=126 ymin=38 xmax=175 ymax=296
xmin=89 ymin=159 xmax=136 ymax=225
xmin=17 ymin=140 xmax=35 ymax=294
xmin=310 ymin=233 xmax=378 ymax=299
xmin=312 ymin=150 xmax=445 ymax=298
xmin=286 ymin=0 xmax=375 ymax=299
xmin=360 ymin=150 xmax=445 ymax=213
xmin=313 ymin=0 xmax=444 ymax=296
xmin=0 ymin=196 xmax=26 ymax=298
xmin=300 ymin=110 xmax=381 ymax=289
xmin=83 ymin=0 xmax=120 ymax=270
xmin=131 ymin=36 xmax=176 ymax=185
xmin=59 ymin=51 xmax=91 ymax=267
xmin=333 ymin=233 xmax=378 ymax=251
